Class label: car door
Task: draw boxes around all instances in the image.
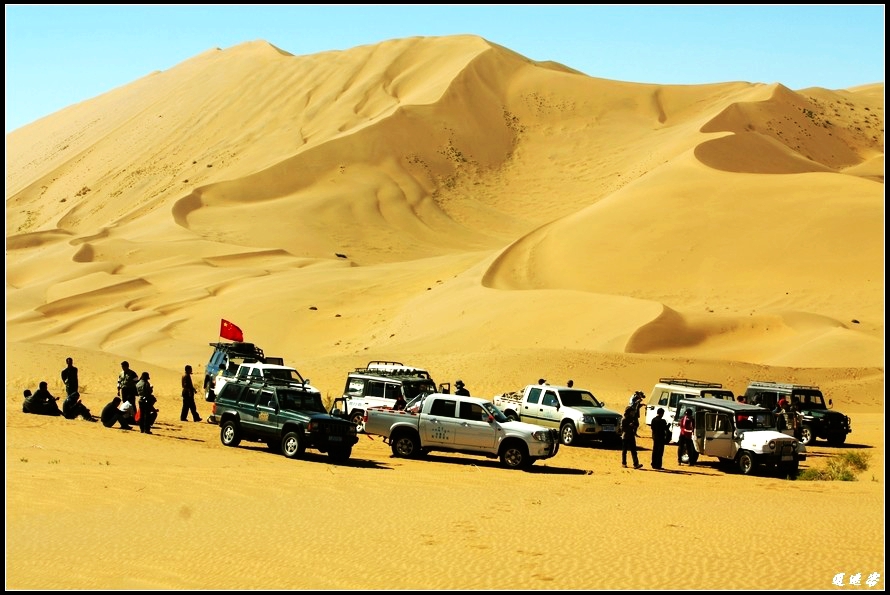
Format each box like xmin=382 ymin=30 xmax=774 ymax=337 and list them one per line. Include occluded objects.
xmin=453 ymin=401 xmax=497 ymax=450
xmin=701 ymin=411 xmax=734 ymax=459
xmin=420 ymin=397 xmax=458 ymax=446
xmin=255 ymin=388 xmax=278 ymax=442
xmin=237 ymin=385 xmax=264 ymax=437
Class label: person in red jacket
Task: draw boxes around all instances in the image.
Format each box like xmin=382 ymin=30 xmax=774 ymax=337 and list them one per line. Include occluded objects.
xmin=677 ymin=408 xmax=696 ymax=466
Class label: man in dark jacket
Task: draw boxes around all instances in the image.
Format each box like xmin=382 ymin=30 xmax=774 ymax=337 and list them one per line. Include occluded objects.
xmin=650 ymin=407 xmax=669 ymax=470
xmin=24 ymin=382 xmax=62 ymax=416
xmin=621 ymin=406 xmax=643 ymax=469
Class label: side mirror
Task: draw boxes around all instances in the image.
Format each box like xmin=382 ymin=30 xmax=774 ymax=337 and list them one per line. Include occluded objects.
xmin=331 ymin=408 xmax=343 ymax=418
xmin=828 ymin=398 xmax=833 ymax=408
xmin=304 ymin=378 xmax=310 ymax=385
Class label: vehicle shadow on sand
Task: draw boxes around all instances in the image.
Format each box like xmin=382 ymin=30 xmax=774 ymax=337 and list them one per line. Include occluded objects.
xmin=384 ymin=452 xmax=590 ymax=475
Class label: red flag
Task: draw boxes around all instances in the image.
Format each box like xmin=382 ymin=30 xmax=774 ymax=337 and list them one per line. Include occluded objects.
xmin=220 ymin=319 xmax=243 ymax=342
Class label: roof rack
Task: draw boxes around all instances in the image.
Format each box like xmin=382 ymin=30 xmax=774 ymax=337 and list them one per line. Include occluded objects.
xmin=354 ymin=362 xmax=432 ymax=380
xmin=658 ymin=378 xmax=723 ymax=389
xmin=747 ymin=381 xmax=820 ymax=391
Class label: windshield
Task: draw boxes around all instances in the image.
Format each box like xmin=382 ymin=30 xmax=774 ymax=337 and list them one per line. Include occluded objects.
xmin=793 ymin=391 xmax=826 ymax=409
xmin=278 ymin=390 xmax=325 ymax=413
xmin=265 ymin=368 xmax=305 ymax=383
xmin=560 ymin=390 xmax=603 ymax=408
xmin=736 ymin=411 xmax=778 ymax=430
xmin=704 ymin=390 xmax=735 ymax=401
xmin=403 ymin=380 xmax=437 ymax=400
xmin=484 ymin=402 xmax=509 ymax=423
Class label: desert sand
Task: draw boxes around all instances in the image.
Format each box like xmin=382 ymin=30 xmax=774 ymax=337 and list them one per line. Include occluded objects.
xmin=5 ymin=35 xmax=884 ymax=590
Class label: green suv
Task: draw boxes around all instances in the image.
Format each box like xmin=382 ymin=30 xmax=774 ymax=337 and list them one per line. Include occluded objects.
xmin=214 ymin=377 xmax=358 ymax=462
xmin=743 ymin=381 xmax=851 ymax=446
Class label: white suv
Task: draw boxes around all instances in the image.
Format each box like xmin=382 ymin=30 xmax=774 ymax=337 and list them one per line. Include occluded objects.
xmin=644 ymin=377 xmax=735 ymax=429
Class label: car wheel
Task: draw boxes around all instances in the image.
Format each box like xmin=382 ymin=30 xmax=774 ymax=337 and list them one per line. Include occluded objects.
xmin=505 ymin=411 xmax=520 ymax=422
xmin=391 ymin=432 xmax=420 ymax=458
xmin=737 ymin=451 xmax=756 ymax=475
xmin=800 ymin=424 xmax=815 ymax=446
xmin=327 ymin=446 xmax=352 ymax=462
xmin=350 ymin=411 xmax=366 ymax=433
xmin=559 ymin=422 xmax=578 ymax=446
xmin=220 ymin=420 xmax=241 ymax=447
xmin=827 ymin=433 xmax=847 ymax=446
xmin=281 ymin=431 xmax=305 ymax=459
xmin=500 ymin=443 xmax=530 ymax=469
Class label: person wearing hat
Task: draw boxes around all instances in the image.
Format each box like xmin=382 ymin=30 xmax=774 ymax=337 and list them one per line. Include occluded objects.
xmin=454 ymin=379 xmax=470 ymax=396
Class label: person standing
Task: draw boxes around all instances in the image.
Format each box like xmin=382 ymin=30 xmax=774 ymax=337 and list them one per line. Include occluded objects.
xmin=454 ymin=379 xmax=470 ymax=396
xmin=650 ymin=407 xmax=669 ymax=469
xmin=180 ymin=365 xmax=202 ymax=422
xmin=677 ymin=408 xmax=696 ymax=466
xmin=136 ymin=371 xmax=157 ymax=434
xmin=61 ymin=357 xmax=79 ymax=396
xmin=117 ymin=361 xmax=138 ymax=408
xmin=621 ymin=405 xmax=643 ymax=469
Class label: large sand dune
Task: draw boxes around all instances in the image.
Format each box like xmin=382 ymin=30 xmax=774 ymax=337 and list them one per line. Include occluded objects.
xmin=5 ymin=35 xmax=884 ymax=590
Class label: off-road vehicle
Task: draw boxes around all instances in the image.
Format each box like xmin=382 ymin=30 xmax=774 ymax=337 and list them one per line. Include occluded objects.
xmin=213 ymin=376 xmax=357 ymax=462
xmin=202 ymin=341 xmax=283 ymax=402
xmin=329 ymin=361 xmax=448 ymax=432
xmin=644 ymin=377 xmax=736 ymax=428
xmin=743 ymin=381 xmax=851 ymax=446
xmin=671 ymin=397 xmax=806 ymax=476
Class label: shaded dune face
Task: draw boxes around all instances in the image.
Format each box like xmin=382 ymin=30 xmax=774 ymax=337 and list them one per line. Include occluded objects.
xmin=4 ymin=35 xmax=884 ymax=387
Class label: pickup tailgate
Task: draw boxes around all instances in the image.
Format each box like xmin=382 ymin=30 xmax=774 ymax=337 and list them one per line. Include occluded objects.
xmin=364 ymin=407 xmax=418 ymax=437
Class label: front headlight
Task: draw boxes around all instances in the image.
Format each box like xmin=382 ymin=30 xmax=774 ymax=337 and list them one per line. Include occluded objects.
xmin=531 ymin=430 xmax=551 ymax=442
xmin=767 ymin=439 xmax=776 ymax=451
xmin=581 ymin=415 xmax=596 ymax=424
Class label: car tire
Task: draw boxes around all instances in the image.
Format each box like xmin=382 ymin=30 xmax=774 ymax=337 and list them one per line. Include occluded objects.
xmin=220 ymin=420 xmax=241 ymax=447
xmin=281 ymin=431 xmax=305 ymax=459
xmin=350 ymin=411 xmax=366 ymax=434
xmin=737 ymin=451 xmax=756 ymax=475
xmin=500 ymin=443 xmax=530 ymax=469
xmin=505 ymin=411 xmax=520 ymax=423
xmin=559 ymin=422 xmax=578 ymax=446
xmin=391 ymin=432 xmax=420 ymax=458
xmin=800 ymin=424 xmax=815 ymax=446
xmin=827 ymin=433 xmax=847 ymax=446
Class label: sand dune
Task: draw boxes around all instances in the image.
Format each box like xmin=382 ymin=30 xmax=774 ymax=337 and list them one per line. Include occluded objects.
xmin=5 ymin=35 xmax=884 ymax=590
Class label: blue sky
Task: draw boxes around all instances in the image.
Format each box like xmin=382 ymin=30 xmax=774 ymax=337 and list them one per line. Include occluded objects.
xmin=5 ymin=5 xmax=885 ymax=133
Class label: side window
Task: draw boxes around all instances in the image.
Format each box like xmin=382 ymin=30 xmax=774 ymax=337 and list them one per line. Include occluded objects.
xmin=669 ymin=393 xmax=681 ymax=408
xmin=459 ymin=402 xmax=486 ymax=421
xmin=242 ymin=386 xmax=262 ymax=407
xmin=657 ymin=390 xmax=669 ymax=406
xmin=249 ymin=368 xmax=262 ymax=379
xmin=526 ymin=387 xmax=542 ymax=405
xmin=345 ymin=378 xmax=364 ymax=397
xmin=542 ymin=391 xmax=558 ymax=407
xmin=260 ymin=389 xmax=275 ymax=408
xmin=383 ymin=383 xmax=401 ymax=400
xmin=367 ymin=381 xmax=386 ymax=398
xmin=429 ymin=398 xmax=457 ymax=418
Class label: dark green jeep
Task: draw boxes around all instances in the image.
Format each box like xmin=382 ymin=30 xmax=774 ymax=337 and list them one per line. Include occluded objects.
xmin=743 ymin=381 xmax=852 ymax=446
xmin=214 ymin=377 xmax=358 ymax=462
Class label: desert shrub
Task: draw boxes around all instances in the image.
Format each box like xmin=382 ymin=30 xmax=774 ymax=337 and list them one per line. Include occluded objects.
xmin=798 ymin=450 xmax=869 ymax=481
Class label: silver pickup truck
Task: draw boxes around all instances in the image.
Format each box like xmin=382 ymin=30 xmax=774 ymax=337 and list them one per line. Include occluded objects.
xmin=361 ymin=393 xmax=559 ymax=470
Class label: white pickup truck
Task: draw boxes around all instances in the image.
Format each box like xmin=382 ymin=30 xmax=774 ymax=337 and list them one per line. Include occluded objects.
xmin=492 ymin=384 xmax=623 ymax=446
xmin=361 ymin=393 xmax=560 ymax=469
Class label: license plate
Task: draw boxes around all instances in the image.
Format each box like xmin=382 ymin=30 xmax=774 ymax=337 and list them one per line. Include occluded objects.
xmin=602 ymin=425 xmax=615 ymax=432
xmin=329 ymin=436 xmax=342 ymax=442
